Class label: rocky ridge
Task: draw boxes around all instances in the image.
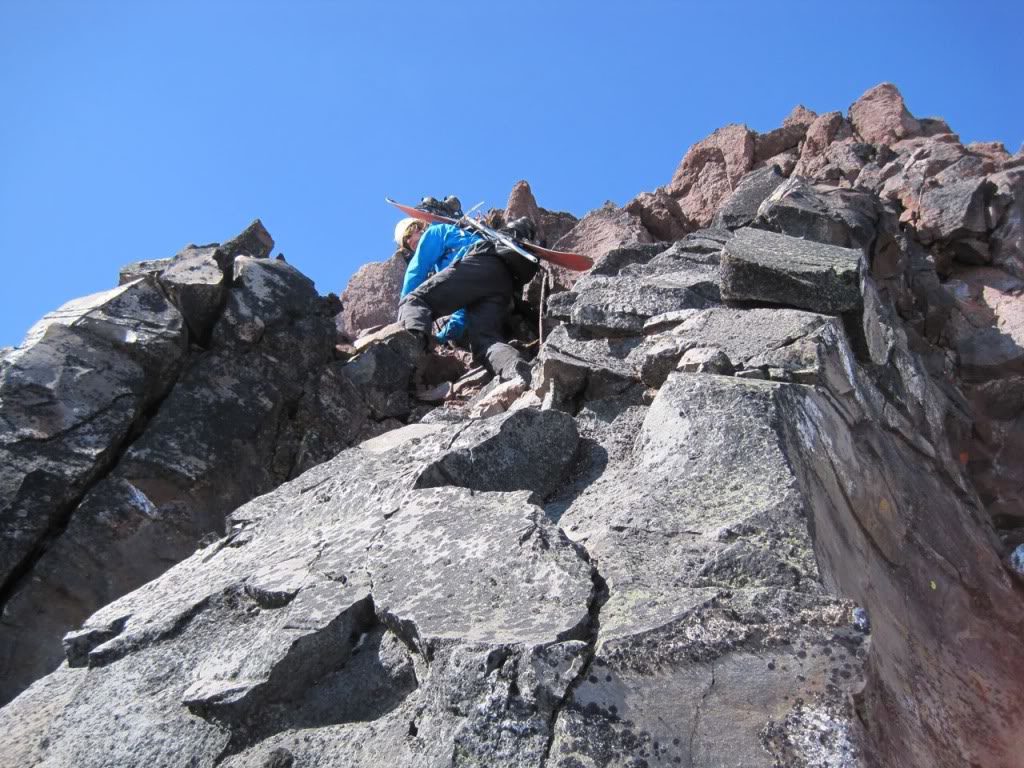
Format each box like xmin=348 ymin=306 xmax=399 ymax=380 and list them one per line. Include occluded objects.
xmin=1 ymin=83 xmax=1022 ymax=768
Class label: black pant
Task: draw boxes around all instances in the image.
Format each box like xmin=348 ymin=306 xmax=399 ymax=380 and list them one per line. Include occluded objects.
xmin=397 ymin=252 xmax=523 ymax=380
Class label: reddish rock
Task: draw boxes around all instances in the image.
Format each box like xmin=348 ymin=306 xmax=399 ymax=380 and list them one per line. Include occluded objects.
xmin=666 ymin=124 xmax=756 ymax=227
xmin=505 ymin=180 xmax=543 ymax=225
xmin=754 ymin=105 xmax=816 ymax=165
xmin=337 ymin=252 xmax=409 ymax=339
xmin=783 ymin=104 xmax=817 ymax=128
xmin=794 ymin=139 xmax=872 ymax=186
xmin=876 ymin=139 xmax=974 ymax=227
xmin=625 ymin=188 xmax=691 ymax=241
xmin=967 ymin=141 xmax=1012 ymax=167
xmin=669 ymin=123 xmax=755 ymax=193
xmin=763 ymin=149 xmax=799 ymax=176
xmin=551 ymin=203 xmax=652 ymax=290
xmin=504 ymin=180 xmax=578 ymax=247
xmin=800 ymin=111 xmax=853 ymax=158
xmin=849 ymin=82 xmax=922 ymax=146
xmin=792 ymin=112 xmax=857 ymax=181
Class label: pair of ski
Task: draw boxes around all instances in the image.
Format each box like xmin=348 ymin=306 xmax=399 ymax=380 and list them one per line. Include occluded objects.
xmin=385 ymin=197 xmax=592 ymax=272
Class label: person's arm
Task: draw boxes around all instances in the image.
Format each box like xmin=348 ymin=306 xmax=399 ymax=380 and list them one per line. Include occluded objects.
xmin=436 ymin=309 xmax=466 ymax=343
xmin=400 ymin=225 xmax=445 ymax=298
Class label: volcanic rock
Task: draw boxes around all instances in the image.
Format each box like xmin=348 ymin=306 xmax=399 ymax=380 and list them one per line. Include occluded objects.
xmin=713 ymin=164 xmax=787 ymax=229
xmin=0 ymin=224 xmax=412 ymax=706
xmin=625 ymin=188 xmax=691 ymax=241
xmin=720 ymin=227 xmax=862 ymax=313
xmin=849 ymin=82 xmax=922 ymax=146
xmin=3 ymin=82 xmax=1024 ymax=768
xmin=667 ymin=124 xmax=756 ymax=227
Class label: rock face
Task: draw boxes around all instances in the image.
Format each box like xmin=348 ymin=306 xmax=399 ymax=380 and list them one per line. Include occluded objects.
xmin=3 ymin=83 xmax=1024 ymax=768
xmin=0 ymin=223 xmax=418 ymax=706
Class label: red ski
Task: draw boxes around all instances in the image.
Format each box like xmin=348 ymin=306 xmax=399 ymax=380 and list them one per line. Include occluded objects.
xmin=386 ymin=197 xmax=593 ymax=272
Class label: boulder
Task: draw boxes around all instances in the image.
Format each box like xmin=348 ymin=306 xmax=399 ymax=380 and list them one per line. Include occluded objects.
xmin=0 ymin=226 xmax=385 ymax=706
xmin=213 ymin=256 xmax=335 ymax=372
xmin=20 ymin=277 xmax=187 ymax=388
xmin=943 ymin=266 xmax=1024 ymax=378
xmin=551 ymin=203 xmax=653 ymax=290
xmin=753 ymin=105 xmax=816 ymax=165
xmin=795 ymin=138 xmax=874 ymax=187
xmin=337 ymin=252 xmax=408 ymax=339
xmin=667 ymin=124 xmax=757 ymax=227
xmin=219 ymin=218 xmax=275 ymax=260
xmin=0 ymin=412 xmax=597 ymax=768
xmin=795 ymin=111 xmax=853 ymax=166
xmin=553 ymin=202 xmax=653 ymax=261
xmin=713 ymin=164 xmax=787 ymax=229
xmin=720 ymin=227 xmax=862 ymax=313
xmin=625 ymin=188 xmax=691 ymax=241
xmin=567 ymin=264 xmax=719 ymax=335
xmin=639 ymin=307 xmax=835 ymax=386
xmin=158 ymin=245 xmax=230 ymax=340
xmin=755 ymin=176 xmax=880 ymax=249
xmin=849 ymin=82 xmax=921 ymax=146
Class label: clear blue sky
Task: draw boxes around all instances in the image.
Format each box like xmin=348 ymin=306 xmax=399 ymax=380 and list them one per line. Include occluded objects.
xmin=2 ymin=1 xmax=1021 ymax=347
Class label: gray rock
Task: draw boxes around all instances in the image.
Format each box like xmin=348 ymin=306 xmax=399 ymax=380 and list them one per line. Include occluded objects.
xmin=118 ymin=256 xmax=175 ymax=284
xmin=676 ymin=345 xmax=733 ymax=374
xmin=0 ymin=280 xmax=187 ymax=590
xmin=416 ymin=408 xmax=579 ymax=499
xmin=0 ymin=327 xmax=148 ymax=590
xmin=916 ymin=177 xmax=996 ymax=263
xmin=219 ymin=218 xmax=275 ymax=260
xmin=549 ymin=374 xmax=864 ymax=767
xmin=755 ymin=176 xmax=880 ymax=250
xmin=714 ymin=164 xmax=787 ymax=229
xmin=21 ymin=277 xmax=187 ymax=387
xmin=587 ymin=242 xmax=669 ymax=277
xmin=158 ymin=245 xmax=230 ymax=340
xmin=535 ymin=325 xmax=644 ymax=404
xmin=0 ymin=410 xmax=597 ymax=768
xmin=0 ymin=229 xmax=383 ymax=707
xmin=568 ymin=263 xmax=720 ymax=335
xmin=720 ymin=227 xmax=862 ymax=313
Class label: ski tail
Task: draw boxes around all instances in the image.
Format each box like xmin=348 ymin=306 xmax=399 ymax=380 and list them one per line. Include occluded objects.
xmin=385 ymin=198 xmax=457 ymax=225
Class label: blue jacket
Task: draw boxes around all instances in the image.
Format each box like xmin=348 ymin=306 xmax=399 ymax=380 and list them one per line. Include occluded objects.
xmin=400 ymin=223 xmax=482 ymax=343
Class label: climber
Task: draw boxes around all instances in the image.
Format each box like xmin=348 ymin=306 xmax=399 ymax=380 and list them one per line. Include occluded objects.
xmin=393 ymin=215 xmax=538 ymax=382
xmin=394 ymin=217 xmax=471 ymax=347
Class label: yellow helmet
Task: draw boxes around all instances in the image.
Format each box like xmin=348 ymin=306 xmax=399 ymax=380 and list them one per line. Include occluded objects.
xmin=394 ymin=217 xmax=419 ymax=248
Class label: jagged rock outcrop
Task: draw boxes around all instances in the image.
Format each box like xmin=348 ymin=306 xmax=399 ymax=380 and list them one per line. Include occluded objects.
xmin=2 ymin=83 xmax=1024 ymax=768
xmin=0 ymin=222 xmax=418 ymax=706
